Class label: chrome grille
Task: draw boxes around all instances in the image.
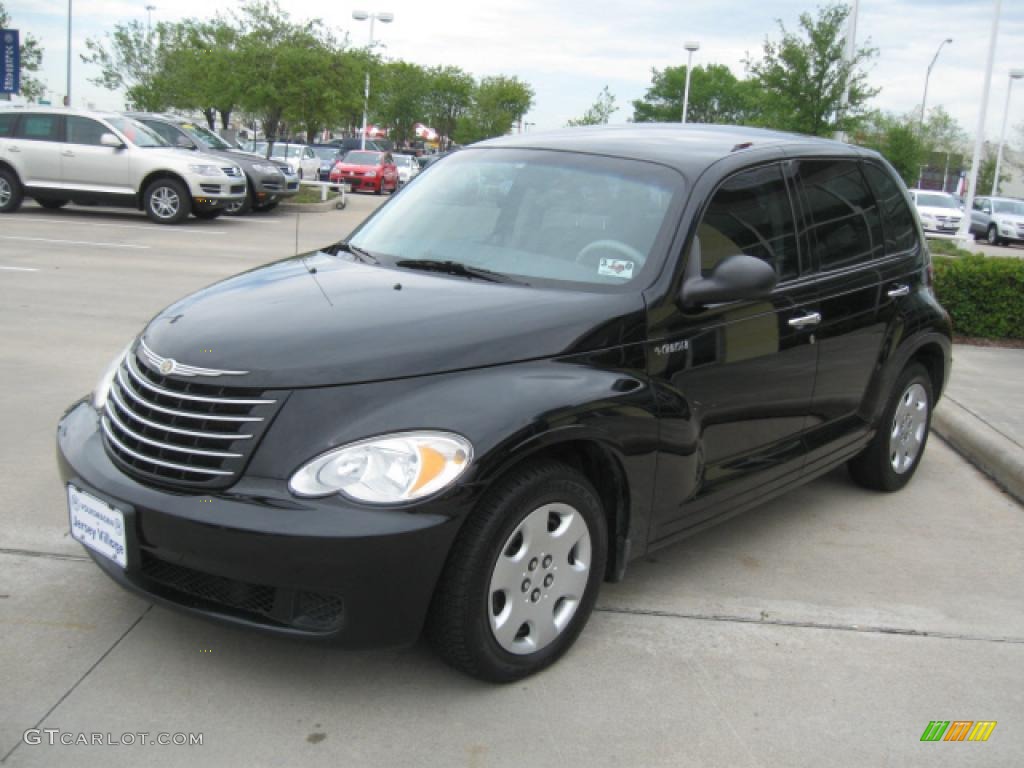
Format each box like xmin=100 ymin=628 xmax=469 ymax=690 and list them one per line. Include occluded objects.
xmin=101 ymin=349 xmax=283 ymax=489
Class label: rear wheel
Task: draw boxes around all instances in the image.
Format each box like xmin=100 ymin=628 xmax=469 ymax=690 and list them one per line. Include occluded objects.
xmin=427 ymin=461 xmax=607 ymax=682
xmin=848 ymin=363 xmax=933 ymax=492
xmin=37 ymin=199 xmax=68 ymax=210
xmin=0 ymin=168 xmax=24 ymax=213
xmin=143 ymin=178 xmax=191 ymax=224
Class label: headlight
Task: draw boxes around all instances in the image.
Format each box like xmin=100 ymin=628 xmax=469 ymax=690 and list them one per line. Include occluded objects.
xmin=999 ymin=219 xmax=1014 ymax=228
xmin=188 ymin=164 xmax=221 ymax=176
xmin=918 ymin=212 xmax=936 ymax=222
xmin=289 ymin=431 xmax=474 ymax=503
xmin=252 ymin=163 xmax=280 ymax=175
xmin=92 ymin=342 xmax=133 ymax=410
xmin=365 ymin=171 xmax=377 ymax=178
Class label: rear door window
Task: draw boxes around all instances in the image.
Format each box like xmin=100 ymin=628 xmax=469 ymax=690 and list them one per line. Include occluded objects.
xmin=861 ymin=163 xmax=919 ymax=255
xmin=698 ymin=164 xmax=801 ymax=281
xmin=14 ymin=114 xmax=62 ymax=141
xmin=799 ymin=160 xmax=884 ymax=270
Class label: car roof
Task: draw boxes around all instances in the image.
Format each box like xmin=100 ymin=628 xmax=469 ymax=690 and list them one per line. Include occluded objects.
xmin=0 ymin=105 xmax=133 ymax=122
xmin=475 ymin=123 xmax=864 ymax=175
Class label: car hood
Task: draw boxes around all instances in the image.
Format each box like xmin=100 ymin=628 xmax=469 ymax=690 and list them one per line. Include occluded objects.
xmin=992 ymin=212 xmax=1024 ymax=224
xmin=335 ymin=163 xmax=379 ymax=172
xmin=144 ymin=147 xmax=235 ymax=169
xmin=139 ymin=251 xmax=645 ymax=388
xmin=916 ymin=205 xmax=962 ymax=218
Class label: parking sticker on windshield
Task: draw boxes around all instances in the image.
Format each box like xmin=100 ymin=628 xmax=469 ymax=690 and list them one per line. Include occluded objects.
xmin=598 ymin=258 xmax=635 ymax=279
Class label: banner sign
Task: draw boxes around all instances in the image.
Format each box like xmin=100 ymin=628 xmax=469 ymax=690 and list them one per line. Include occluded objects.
xmin=1 ymin=29 xmax=19 ymax=95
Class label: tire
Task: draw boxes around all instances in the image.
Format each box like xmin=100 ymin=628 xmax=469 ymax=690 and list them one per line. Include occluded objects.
xmin=0 ymin=167 xmax=24 ymax=213
xmin=427 ymin=461 xmax=607 ymax=682
xmin=143 ymin=178 xmax=191 ymax=224
xmin=253 ymin=200 xmax=278 ymax=212
xmin=848 ymin=363 xmax=933 ymax=492
xmin=374 ymin=182 xmax=382 ymax=196
xmin=37 ymin=199 xmax=68 ymax=210
xmin=193 ymin=208 xmax=223 ymax=220
xmin=987 ymin=224 xmax=1001 ymax=246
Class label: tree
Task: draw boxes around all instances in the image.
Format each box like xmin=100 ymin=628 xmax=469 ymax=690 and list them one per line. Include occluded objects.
xmin=0 ymin=1 xmax=46 ymax=102
xmin=745 ymin=3 xmax=878 ymax=136
xmin=978 ymin=149 xmax=1011 ymax=196
xmin=455 ymin=76 xmax=534 ymax=144
xmin=632 ymin=64 xmax=756 ymax=124
xmin=376 ymin=60 xmax=429 ymax=145
xmin=852 ymin=113 xmax=926 ymax=186
xmin=567 ymin=86 xmax=617 ymax=127
xmin=81 ymin=20 xmax=170 ymax=110
xmin=921 ymin=105 xmax=966 ymax=153
xmin=423 ymin=65 xmax=475 ymax=148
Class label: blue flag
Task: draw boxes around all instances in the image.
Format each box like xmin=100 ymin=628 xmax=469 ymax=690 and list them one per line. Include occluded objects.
xmin=1 ymin=29 xmax=20 ymax=95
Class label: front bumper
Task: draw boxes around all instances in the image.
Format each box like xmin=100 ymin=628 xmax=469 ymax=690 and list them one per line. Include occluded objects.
xmin=57 ymin=401 xmax=463 ymax=647
xmin=184 ymin=177 xmax=247 ymax=209
xmin=331 ymin=173 xmax=380 ymax=192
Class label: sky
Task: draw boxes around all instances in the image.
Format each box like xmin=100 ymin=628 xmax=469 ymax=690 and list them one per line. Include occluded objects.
xmin=4 ymin=0 xmax=1024 ymax=145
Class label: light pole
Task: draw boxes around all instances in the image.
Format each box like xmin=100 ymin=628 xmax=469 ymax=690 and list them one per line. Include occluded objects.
xmin=992 ymin=68 xmax=1024 ymax=195
xmin=65 ymin=0 xmax=72 ymax=106
xmin=919 ymin=38 xmax=953 ymax=131
xmin=956 ymin=0 xmax=1001 ymax=243
xmin=681 ymin=41 xmax=700 ymax=124
xmin=352 ymin=10 xmax=393 ymax=150
xmin=145 ymin=5 xmax=156 ymax=37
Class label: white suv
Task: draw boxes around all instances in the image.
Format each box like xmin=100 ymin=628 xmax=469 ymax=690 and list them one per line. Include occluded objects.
xmin=908 ymin=190 xmax=963 ymax=235
xmin=0 ymin=108 xmax=246 ymax=223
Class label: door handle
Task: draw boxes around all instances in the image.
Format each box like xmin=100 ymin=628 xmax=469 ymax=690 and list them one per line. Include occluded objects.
xmin=61 ymin=151 xmax=75 ymax=158
xmin=7 ymin=146 xmax=19 ymax=153
xmin=788 ymin=312 xmax=822 ymax=329
xmin=887 ymin=284 xmax=910 ymax=298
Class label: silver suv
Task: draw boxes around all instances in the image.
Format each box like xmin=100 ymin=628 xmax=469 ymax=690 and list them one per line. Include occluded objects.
xmin=0 ymin=107 xmax=246 ymax=224
xmin=969 ymin=195 xmax=1024 ymax=246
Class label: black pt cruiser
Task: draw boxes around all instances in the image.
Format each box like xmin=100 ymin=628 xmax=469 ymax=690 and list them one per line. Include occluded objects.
xmin=57 ymin=125 xmax=952 ymax=682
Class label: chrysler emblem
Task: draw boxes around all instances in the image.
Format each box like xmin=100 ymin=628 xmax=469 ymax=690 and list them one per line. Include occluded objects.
xmin=159 ymin=359 xmax=176 ymax=375
xmin=139 ymin=339 xmax=249 ymax=378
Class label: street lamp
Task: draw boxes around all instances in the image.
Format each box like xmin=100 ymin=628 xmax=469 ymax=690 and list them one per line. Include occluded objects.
xmin=145 ymin=5 xmax=156 ymax=37
xmin=65 ymin=0 xmax=72 ymax=106
xmin=919 ymin=38 xmax=953 ymax=131
xmin=352 ymin=10 xmax=394 ymax=150
xmin=681 ymin=41 xmax=700 ymax=124
xmin=992 ymin=68 xmax=1024 ymax=195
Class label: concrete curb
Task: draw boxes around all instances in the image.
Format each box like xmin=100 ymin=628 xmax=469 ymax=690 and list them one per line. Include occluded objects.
xmin=279 ymin=197 xmax=345 ymax=213
xmin=932 ymin=398 xmax=1024 ymax=505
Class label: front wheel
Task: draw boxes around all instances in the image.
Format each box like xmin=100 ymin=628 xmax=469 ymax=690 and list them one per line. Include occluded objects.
xmin=427 ymin=462 xmax=607 ymax=682
xmin=143 ymin=178 xmax=191 ymax=224
xmin=987 ymin=224 xmax=1001 ymax=246
xmin=848 ymin=363 xmax=933 ymax=492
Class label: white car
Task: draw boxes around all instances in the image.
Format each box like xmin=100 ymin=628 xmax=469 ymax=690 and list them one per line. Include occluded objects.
xmin=0 ymin=107 xmax=246 ymax=223
xmin=908 ymin=190 xmax=963 ymax=235
xmin=393 ymin=153 xmax=420 ymax=186
xmin=262 ymin=142 xmax=320 ymax=181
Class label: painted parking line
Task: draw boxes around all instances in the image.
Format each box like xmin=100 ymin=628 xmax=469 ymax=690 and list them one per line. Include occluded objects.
xmin=13 ymin=217 xmax=226 ymax=235
xmin=0 ymin=236 xmax=149 ymax=250
xmin=0 ymin=265 xmax=40 ymax=272
xmin=218 ymin=217 xmax=281 ymax=225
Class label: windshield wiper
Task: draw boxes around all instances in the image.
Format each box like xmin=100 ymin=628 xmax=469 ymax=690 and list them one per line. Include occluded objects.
xmin=395 ymin=259 xmax=527 ymax=285
xmin=332 ymin=241 xmax=379 ymax=264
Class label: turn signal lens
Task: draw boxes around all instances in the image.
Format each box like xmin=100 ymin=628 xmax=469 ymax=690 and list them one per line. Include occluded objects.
xmin=289 ymin=431 xmax=473 ymax=503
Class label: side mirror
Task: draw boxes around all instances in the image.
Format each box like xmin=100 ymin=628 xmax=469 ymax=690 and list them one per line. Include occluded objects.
xmin=681 ymin=253 xmax=777 ymax=308
xmin=176 ymin=135 xmax=197 ymax=150
xmin=100 ymin=133 xmax=124 ymax=149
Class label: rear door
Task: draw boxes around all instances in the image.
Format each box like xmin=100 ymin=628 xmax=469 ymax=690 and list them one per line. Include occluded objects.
xmin=9 ymin=113 xmax=63 ymax=188
xmin=793 ymin=158 xmax=900 ymax=466
xmin=61 ymin=116 xmax=135 ymax=195
xmin=648 ymin=161 xmax=820 ymax=539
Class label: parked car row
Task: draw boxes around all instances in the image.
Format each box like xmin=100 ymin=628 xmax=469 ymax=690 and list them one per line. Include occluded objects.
xmin=908 ymin=188 xmax=1024 ymax=248
xmin=0 ymin=107 xmax=247 ymax=223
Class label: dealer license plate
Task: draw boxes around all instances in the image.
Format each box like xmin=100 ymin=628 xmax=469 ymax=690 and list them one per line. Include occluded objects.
xmin=68 ymin=486 xmax=127 ymax=568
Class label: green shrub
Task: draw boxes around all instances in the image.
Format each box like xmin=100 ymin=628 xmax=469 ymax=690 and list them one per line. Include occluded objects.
xmin=932 ymin=254 xmax=1024 ymax=339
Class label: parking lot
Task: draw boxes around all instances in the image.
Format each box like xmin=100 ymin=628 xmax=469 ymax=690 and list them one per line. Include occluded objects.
xmin=1 ymin=199 xmax=1023 ymax=767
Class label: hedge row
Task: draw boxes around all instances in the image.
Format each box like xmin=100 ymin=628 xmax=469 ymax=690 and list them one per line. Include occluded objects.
xmin=932 ymin=252 xmax=1024 ymax=339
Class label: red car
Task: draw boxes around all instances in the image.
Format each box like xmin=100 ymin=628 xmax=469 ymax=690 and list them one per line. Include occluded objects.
xmin=329 ymin=150 xmax=399 ymax=194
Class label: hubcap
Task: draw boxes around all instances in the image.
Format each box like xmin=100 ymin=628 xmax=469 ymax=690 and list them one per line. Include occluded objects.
xmin=151 ymin=186 xmax=180 ymax=219
xmin=488 ymin=503 xmax=592 ymax=655
xmin=889 ymin=382 xmax=928 ymax=474
xmin=0 ymin=177 xmax=11 ymax=207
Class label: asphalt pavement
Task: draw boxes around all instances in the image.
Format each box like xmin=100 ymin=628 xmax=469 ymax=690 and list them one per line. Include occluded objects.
xmin=1 ymin=199 xmax=1022 ymax=767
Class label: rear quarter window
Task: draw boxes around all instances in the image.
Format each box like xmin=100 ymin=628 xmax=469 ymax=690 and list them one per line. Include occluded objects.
xmin=0 ymin=113 xmax=15 ymax=137
xmin=861 ymin=163 xmax=919 ymax=255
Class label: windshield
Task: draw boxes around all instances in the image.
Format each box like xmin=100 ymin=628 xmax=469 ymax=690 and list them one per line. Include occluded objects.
xmin=393 ymin=155 xmax=413 ymax=167
xmin=344 ymin=151 xmax=382 ymax=165
xmin=916 ymin=193 xmax=957 ymax=209
xmin=180 ymin=122 xmax=232 ymax=150
xmin=105 ymin=117 xmax=168 ymax=148
xmin=267 ymin=144 xmax=305 ymax=159
xmin=994 ymin=200 xmax=1024 ymax=216
xmin=349 ymin=148 xmax=681 ymax=289
xmin=312 ymin=147 xmax=339 ymax=160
